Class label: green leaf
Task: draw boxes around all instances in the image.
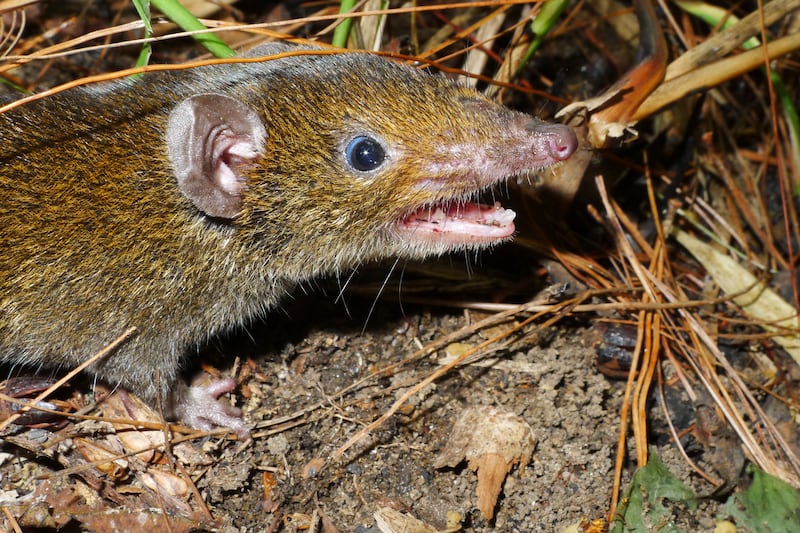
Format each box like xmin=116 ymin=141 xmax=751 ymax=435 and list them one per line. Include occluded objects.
xmin=131 ymin=0 xmax=152 ymax=68
xmin=150 ymin=0 xmax=235 ymax=58
xmin=723 ymin=465 xmax=800 ymax=533
xmin=674 ymin=2 xmax=760 ymax=50
xmin=518 ymin=0 xmax=569 ymax=71
xmin=332 ymin=0 xmax=357 ymax=48
xmin=611 ymin=451 xmax=698 ymax=533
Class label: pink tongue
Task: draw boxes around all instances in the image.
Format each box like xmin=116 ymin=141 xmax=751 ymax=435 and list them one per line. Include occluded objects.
xmin=400 ymin=202 xmax=516 ymax=240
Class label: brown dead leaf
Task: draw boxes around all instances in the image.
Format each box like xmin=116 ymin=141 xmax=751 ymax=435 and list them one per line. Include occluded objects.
xmin=80 ymin=507 xmax=206 ymax=533
xmin=473 ymin=453 xmax=508 ymax=519
xmin=283 ymin=512 xmax=313 ymax=529
xmin=140 ymin=470 xmax=192 ymax=515
xmin=433 ymin=406 xmax=536 ymax=519
xmin=20 ymin=481 xmax=78 ymax=529
xmin=73 ymin=437 xmax=129 ymax=481
xmin=6 ymin=479 xmax=205 ymax=531
xmin=100 ymin=390 xmax=166 ymax=463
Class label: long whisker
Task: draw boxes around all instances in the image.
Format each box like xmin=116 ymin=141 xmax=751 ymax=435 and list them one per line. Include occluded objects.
xmin=362 ymin=257 xmax=401 ymax=334
xmin=334 ymin=268 xmax=361 ymax=318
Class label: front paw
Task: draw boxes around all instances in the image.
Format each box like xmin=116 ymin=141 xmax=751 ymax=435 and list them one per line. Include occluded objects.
xmin=172 ymin=379 xmax=249 ymax=439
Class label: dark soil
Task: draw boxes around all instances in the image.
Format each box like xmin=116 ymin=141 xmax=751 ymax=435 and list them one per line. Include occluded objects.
xmin=0 ymin=260 xmax=729 ymax=531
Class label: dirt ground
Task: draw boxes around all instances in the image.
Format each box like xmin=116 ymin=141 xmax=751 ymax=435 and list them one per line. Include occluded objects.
xmin=0 ymin=256 xmax=731 ymax=531
xmin=213 ymin=290 xmax=624 ymax=531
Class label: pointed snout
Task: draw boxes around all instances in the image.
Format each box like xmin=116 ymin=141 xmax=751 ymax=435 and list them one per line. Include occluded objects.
xmin=528 ymin=122 xmax=578 ymax=162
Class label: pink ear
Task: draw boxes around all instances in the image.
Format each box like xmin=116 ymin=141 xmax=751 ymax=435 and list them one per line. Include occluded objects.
xmin=167 ymin=93 xmax=267 ymax=218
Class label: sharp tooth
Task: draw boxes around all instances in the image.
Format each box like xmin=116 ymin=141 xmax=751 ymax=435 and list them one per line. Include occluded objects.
xmin=485 ymin=207 xmax=516 ymax=226
xmin=431 ymin=207 xmax=446 ymax=222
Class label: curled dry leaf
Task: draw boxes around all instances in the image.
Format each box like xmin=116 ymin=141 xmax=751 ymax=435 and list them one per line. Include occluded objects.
xmin=140 ymin=469 xmax=189 ymax=497
xmin=140 ymin=470 xmax=192 ymax=515
xmin=73 ymin=437 xmax=129 ymax=481
xmin=433 ymin=406 xmax=536 ymax=520
xmin=100 ymin=390 xmax=165 ymax=463
xmin=283 ymin=512 xmax=314 ymax=529
xmin=0 ymin=376 xmax=68 ymax=427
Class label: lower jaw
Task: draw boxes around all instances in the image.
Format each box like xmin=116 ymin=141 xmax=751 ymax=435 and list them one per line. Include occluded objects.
xmin=391 ymin=226 xmax=516 ymax=257
xmin=394 ymin=202 xmax=517 ymax=247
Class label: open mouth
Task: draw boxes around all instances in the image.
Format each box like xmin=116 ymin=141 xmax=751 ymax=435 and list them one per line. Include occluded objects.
xmin=389 ymin=122 xmax=576 ymax=247
xmin=396 ymin=200 xmax=516 ymax=244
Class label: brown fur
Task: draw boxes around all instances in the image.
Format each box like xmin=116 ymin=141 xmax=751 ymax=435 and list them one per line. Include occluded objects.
xmin=0 ymin=45 xmax=576 ymax=430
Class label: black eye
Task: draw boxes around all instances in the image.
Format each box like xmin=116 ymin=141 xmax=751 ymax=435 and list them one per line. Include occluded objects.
xmin=345 ymin=135 xmax=386 ymax=172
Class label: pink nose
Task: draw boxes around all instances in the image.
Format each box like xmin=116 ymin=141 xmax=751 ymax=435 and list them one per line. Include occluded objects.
xmin=539 ymin=124 xmax=578 ymax=161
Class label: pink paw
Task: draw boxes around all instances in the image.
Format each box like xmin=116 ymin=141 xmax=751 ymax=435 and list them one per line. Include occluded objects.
xmin=173 ymin=378 xmax=249 ymax=438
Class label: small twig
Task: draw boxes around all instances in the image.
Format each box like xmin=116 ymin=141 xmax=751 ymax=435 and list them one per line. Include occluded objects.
xmin=0 ymin=327 xmax=137 ymax=432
